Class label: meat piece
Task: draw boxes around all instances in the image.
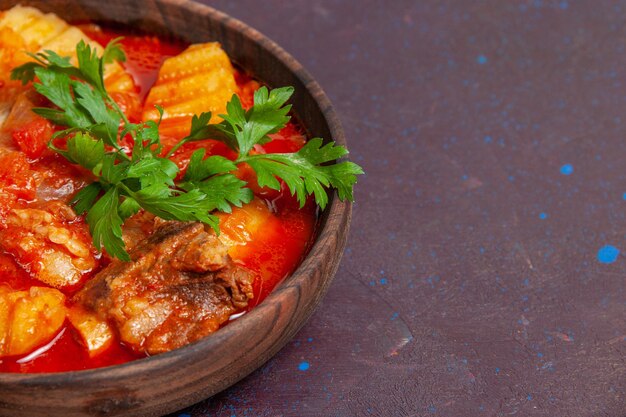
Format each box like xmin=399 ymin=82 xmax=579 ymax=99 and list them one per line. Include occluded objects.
xmin=120 ymin=211 xmax=157 ymax=252
xmin=67 ymin=305 xmax=114 ymax=357
xmin=0 ymin=202 xmax=97 ymax=288
xmin=74 ymin=221 xmax=254 ymax=354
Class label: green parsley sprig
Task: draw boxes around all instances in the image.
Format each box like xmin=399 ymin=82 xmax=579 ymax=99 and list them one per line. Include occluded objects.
xmin=11 ymin=39 xmax=363 ymax=261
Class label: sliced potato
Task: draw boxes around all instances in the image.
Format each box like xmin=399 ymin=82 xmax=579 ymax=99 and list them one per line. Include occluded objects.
xmin=0 ymin=286 xmax=66 ymax=357
xmin=0 ymin=5 xmax=67 ymax=48
xmin=0 ymin=288 xmax=11 ymax=354
xmin=143 ymin=42 xmax=238 ymax=138
xmin=216 ymin=198 xmax=273 ymax=248
xmin=0 ymin=5 xmax=136 ymax=124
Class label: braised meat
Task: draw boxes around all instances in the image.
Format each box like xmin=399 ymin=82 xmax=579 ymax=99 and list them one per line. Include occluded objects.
xmin=74 ymin=221 xmax=254 ymax=354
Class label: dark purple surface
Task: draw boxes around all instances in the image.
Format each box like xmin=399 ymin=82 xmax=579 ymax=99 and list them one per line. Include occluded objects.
xmin=172 ymin=1 xmax=625 ymax=416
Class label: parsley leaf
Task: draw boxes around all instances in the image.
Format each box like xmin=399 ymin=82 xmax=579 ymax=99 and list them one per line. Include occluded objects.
xmin=86 ymin=187 xmax=128 ymax=261
xmin=57 ymin=132 xmax=105 ymax=170
xmin=241 ymin=139 xmax=363 ymax=209
xmin=210 ymin=89 xmax=362 ymax=209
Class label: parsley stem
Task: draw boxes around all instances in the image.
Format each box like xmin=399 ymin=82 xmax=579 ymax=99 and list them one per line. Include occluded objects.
xmin=104 ymin=95 xmax=134 ymax=162
xmin=164 ymin=140 xmax=186 ymax=159
xmin=106 ymin=96 xmax=131 ymax=126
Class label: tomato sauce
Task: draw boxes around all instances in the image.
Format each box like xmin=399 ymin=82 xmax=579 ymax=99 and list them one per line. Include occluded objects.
xmin=0 ymin=28 xmax=316 ymax=372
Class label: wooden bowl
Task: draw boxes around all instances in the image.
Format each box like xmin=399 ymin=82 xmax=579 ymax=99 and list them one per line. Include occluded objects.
xmin=0 ymin=1 xmax=351 ymax=416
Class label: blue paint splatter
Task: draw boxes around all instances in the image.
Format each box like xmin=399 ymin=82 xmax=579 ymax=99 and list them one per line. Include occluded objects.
xmin=426 ymin=275 xmax=440 ymax=288
xmin=539 ymin=212 xmax=548 ymax=220
xmin=495 ymin=367 xmax=500 ymax=374
xmin=622 ymin=192 xmax=626 ymax=200
xmin=477 ymin=54 xmax=488 ymax=64
xmin=560 ymin=164 xmax=573 ymax=175
xmin=380 ymin=278 xmax=388 ymax=285
xmin=484 ymin=135 xmax=492 ymax=143
xmin=598 ymin=245 xmax=619 ymax=263
xmin=391 ymin=312 xmax=399 ymax=320
xmin=307 ymin=337 xmax=313 ymax=342
xmin=537 ymin=352 xmax=543 ymax=358
xmin=298 ymin=361 xmax=310 ymax=371
xmin=527 ymin=394 xmax=533 ymax=401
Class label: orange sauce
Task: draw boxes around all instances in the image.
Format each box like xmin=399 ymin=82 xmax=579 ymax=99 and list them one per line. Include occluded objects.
xmin=0 ymin=28 xmax=316 ymax=372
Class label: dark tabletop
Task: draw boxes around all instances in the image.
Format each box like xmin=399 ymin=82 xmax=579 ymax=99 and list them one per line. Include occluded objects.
xmin=172 ymin=1 xmax=626 ymax=416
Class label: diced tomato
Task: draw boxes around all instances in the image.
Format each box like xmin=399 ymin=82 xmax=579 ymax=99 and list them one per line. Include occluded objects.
xmin=11 ymin=116 xmax=54 ymax=159
xmin=0 ymin=253 xmax=39 ymax=290
xmin=0 ymin=152 xmax=37 ymax=200
xmin=262 ymin=123 xmax=306 ymax=154
xmin=235 ymin=71 xmax=260 ymax=110
xmin=110 ymin=91 xmax=142 ymax=122
xmin=168 ymin=139 xmax=238 ymax=179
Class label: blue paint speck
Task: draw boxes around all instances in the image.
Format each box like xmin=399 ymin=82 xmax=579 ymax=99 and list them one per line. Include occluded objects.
xmin=477 ymin=54 xmax=488 ymax=64
xmin=369 ymin=281 xmax=375 ymax=286
xmin=307 ymin=337 xmax=313 ymax=342
xmin=428 ymin=405 xmax=437 ymax=413
xmin=539 ymin=212 xmax=548 ymax=220
xmin=537 ymin=352 xmax=543 ymax=358
xmin=559 ymin=0 xmax=568 ymax=9
xmin=484 ymin=135 xmax=492 ymax=143
xmin=622 ymin=192 xmax=626 ymax=200
xmin=560 ymin=164 xmax=573 ymax=175
xmin=527 ymin=394 xmax=533 ymax=401
xmin=391 ymin=312 xmax=399 ymax=320
xmin=598 ymin=245 xmax=620 ymax=263
xmin=495 ymin=367 xmax=500 ymax=374
xmin=298 ymin=361 xmax=310 ymax=371
xmin=380 ymin=278 xmax=388 ymax=285
xmin=461 ymin=174 xmax=469 ymax=181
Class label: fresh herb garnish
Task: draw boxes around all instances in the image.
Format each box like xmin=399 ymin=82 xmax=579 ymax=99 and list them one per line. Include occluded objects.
xmin=11 ymin=40 xmax=363 ymax=260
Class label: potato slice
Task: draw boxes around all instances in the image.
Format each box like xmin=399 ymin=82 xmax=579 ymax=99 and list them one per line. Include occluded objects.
xmin=67 ymin=305 xmax=114 ymax=357
xmin=0 ymin=5 xmax=67 ymax=48
xmin=143 ymin=42 xmax=238 ymax=138
xmin=0 ymin=286 xmax=66 ymax=357
xmin=0 ymin=288 xmax=11 ymax=355
xmin=216 ymin=198 xmax=273 ymax=250
xmin=0 ymin=5 xmax=136 ymax=124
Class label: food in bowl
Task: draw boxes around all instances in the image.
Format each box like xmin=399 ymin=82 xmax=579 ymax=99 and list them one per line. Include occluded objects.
xmin=0 ymin=5 xmax=362 ymax=373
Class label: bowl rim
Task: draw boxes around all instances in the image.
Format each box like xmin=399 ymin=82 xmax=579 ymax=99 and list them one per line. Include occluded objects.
xmin=0 ymin=0 xmax=350 ymax=383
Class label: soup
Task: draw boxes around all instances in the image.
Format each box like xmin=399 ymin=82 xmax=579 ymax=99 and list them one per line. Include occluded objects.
xmin=0 ymin=6 xmax=323 ymax=372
